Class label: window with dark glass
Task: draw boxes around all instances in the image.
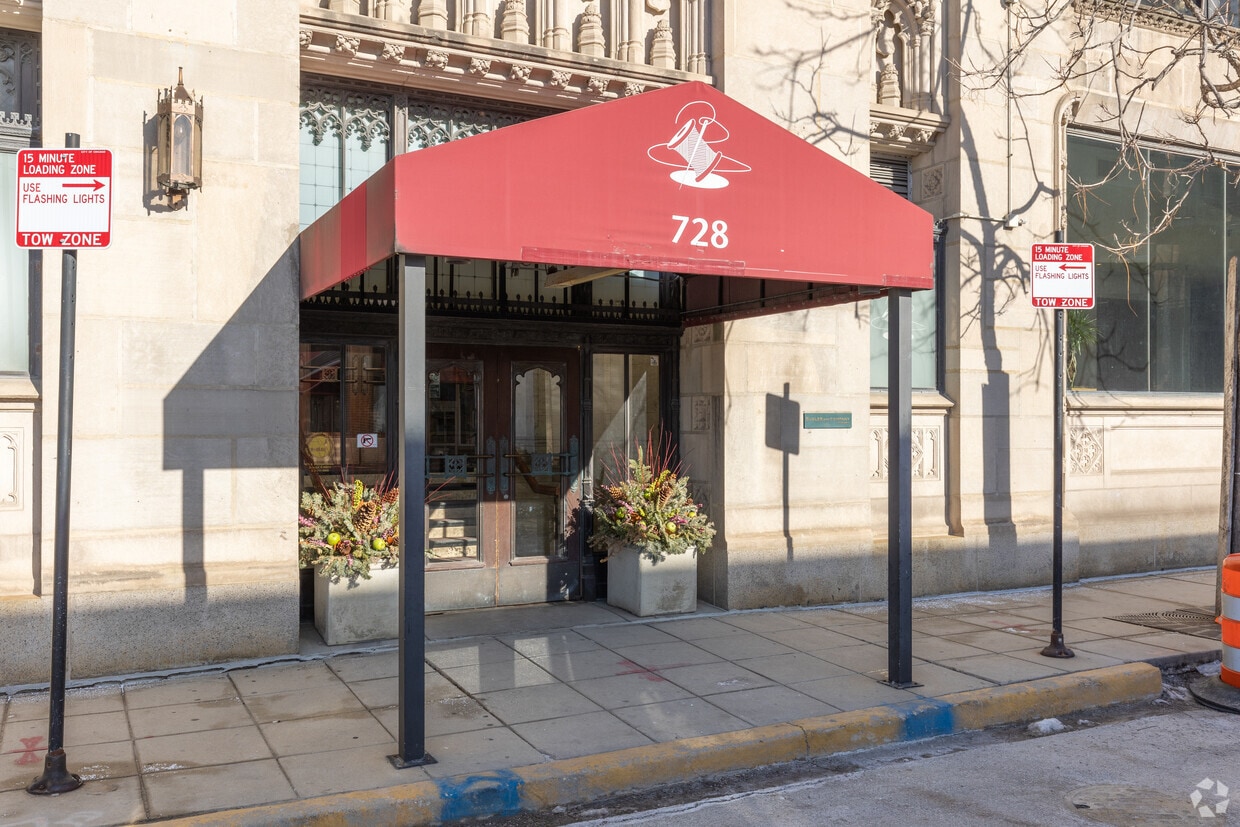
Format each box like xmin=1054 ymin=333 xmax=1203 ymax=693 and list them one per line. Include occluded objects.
xmin=1067 ymin=134 xmax=1233 ymax=392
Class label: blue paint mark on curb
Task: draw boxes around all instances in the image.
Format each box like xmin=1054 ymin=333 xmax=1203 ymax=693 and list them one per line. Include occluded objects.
xmin=437 ymin=770 xmax=524 ymax=821
xmin=890 ymin=698 xmax=956 ymax=741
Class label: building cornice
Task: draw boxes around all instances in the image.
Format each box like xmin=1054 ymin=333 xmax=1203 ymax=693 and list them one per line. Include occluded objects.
xmin=869 ymin=103 xmax=949 ymax=157
xmin=0 ymin=0 xmax=40 ymax=34
xmin=300 ymin=8 xmax=709 ymax=109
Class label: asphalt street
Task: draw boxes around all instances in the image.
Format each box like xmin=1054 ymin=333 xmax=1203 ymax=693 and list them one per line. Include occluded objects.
xmin=561 ymin=695 xmax=1240 ymax=826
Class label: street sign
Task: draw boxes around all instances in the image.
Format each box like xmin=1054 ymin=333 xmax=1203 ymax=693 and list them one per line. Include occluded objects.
xmin=16 ymin=148 xmax=112 ymax=248
xmin=1031 ymin=243 xmax=1094 ymax=309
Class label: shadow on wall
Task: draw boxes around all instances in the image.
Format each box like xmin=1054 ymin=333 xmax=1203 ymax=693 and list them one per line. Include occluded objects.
xmin=159 ymin=241 xmax=300 ymax=655
xmin=765 ymin=383 xmax=801 ymax=561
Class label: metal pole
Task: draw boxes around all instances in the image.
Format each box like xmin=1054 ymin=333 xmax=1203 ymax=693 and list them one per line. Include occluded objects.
xmin=392 ymin=254 xmax=434 ymax=768
xmin=886 ymin=288 xmax=917 ymax=688
xmin=28 ymin=134 xmax=84 ymax=796
xmin=1042 ymin=308 xmax=1074 ymax=658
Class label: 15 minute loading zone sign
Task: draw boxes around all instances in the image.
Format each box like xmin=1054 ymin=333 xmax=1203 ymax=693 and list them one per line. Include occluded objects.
xmin=16 ymin=148 xmax=113 ymax=248
xmin=1031 ymin=243 xmax=1094 ymax=309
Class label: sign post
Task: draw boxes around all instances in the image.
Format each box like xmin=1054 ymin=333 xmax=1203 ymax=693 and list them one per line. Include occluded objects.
xmin=1031 ymin=243 xmax=1092 ymax=660
xmin=22 ymin=137 xmax=112 ymax=796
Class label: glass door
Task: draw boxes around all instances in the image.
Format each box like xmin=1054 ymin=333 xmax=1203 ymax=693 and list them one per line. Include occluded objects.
xmin=424 ymin=345 xmax=583 ymax=610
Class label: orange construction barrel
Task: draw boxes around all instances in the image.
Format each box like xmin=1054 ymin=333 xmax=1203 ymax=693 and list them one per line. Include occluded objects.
xmin=1224 ymin=554 xmax=1240 ymax=689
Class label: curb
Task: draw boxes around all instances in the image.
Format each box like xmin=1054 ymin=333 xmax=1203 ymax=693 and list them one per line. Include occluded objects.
xmin=161 ymin=662 xmax=1162 ymax=827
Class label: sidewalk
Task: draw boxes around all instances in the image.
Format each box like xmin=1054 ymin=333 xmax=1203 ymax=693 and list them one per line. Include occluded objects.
xmin=0 ymin=568 xmax=1222 ymax=826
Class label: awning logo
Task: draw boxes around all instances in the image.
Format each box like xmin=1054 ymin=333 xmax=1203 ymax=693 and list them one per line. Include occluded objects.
xmin=648 ymin=100 xmax=750 ymax=189
xmin=1191 ymin=778 xmax=1230 ymax=817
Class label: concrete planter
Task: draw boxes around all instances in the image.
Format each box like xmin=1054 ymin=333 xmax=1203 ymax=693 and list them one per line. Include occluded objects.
xmin=605 ymin=545 xmax=697 ymax=617
xmin=313 ymin=564 xmax=398 ymax=645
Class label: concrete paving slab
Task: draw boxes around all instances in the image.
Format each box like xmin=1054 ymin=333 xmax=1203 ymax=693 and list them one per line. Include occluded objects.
xmin=136 ymin=724 xmax=271 ymax=771
xmin=0 ymin=775 xmax=143 ymax=826
xmin=655 ymin=661 xmax=775 ymax=696
xmin=788 ymin=608 xmax=885 ymax=628
xmin=566 ymin=672 xmax=696 ymax=709
xmin=424 ymin=638 xmax=526 ymax=669
xmin=1 ymin=710 xmax=130 ymax=752
xmin=939 ymin=652 xmax=1070 ymax=684
xmin=703 ymin=684 xmax=839 ymax=726
xmin=373 ymin=696 xmax=503 ymax=738
xmin=259 ymin=709 xmax=393 ymax=757
xmin=279 ymin=742 xmax=430 ymax=797
xmin=124 ymin=674 xmax=238 ymax=710
xmin=815 ymin=642 xmax=891 ymax=673
xmin=1071 ymin=637 xmax=1184 ymax=662
xmin=439 ymin=657 xmax=558 ymax=693
xmin=732 ymin=651 xmax=853 ymax=684
xmin=474 ymin=682 xmax=601 ymax=724
xmin=1003 ymin=646 xmax=1124 ymax=673
xmin=529 ymin=647 xmax=642 ymax=682
xmin=655 ymin=616 xmax=755 ymax=641
xmin=901 ymin=662 xmax=996 ymax=697
xmin=128 ymin=697 xmax=252 ymax=738
xmin=501 ymin=630 xmax=602 ymax=657
xmin=347 ymin=675 xmax=397 ymax=709
xmin=0 ymin=738 xmax=137 ymax=792
xmin=941 ymin=628 xmax=1045 ymax=653
xmin=512 ymin=710 xmax=652 ymax=759
xmin=611 ymin=698 xmax=751 ymax=741
xmin=326 ymin=649 xmax=399 ymax=682
xmin=610 ymin=640 xmax=723 ymax=670
xmin=577 ymin=622 xmax=681 ymax=648
xmin=4 ymin=685 xmax=126 ymax=723
xmin=421 ymin=726 xmax=547 ymax=778
xmin=751 ymin=625 xmax=865 ymax=653
xmin=792 ymin=671 xmax=921 ymax=711
xmin=229 ymin=661 xmax=342 ymax=697
xmin=719 ymin=612 xmax=814 ymax=634
xmin=143 ymin=759 xmax=295 ymax=820
xmin=242 ymin=682 xmax=367 ymax=724
xmin=1124 ymin=631 xmax=1221 ymax=654
xmin=690 ymin=630 xmax=798 ymax=660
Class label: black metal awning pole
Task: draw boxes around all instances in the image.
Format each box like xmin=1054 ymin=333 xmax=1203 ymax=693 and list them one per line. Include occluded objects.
xmin=392 ymin=254 xmax=434 ymax=768
xmin=28 ymin=133 xmax=84 ymax=796
xmin=885 ymin=288 xmax=917 ymax=688
xmin=1042 ymin=307 xmax=1074 ymax=658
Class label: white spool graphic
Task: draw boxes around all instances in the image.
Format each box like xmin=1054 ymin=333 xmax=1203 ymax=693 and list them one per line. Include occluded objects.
xmin=648 ymin=101 xmax=750 ymax=189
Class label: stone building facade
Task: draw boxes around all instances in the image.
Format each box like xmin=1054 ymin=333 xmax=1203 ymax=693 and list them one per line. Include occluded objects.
xmin=0 ymin=0 xmax=1230 ymax=685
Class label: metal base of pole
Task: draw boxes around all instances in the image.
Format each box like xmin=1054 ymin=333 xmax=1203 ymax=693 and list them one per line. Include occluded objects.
xmin=1040 ymin=631 xmax=1075 ymax=659
xmin=388 ymin=752 xmax=437 ymax=770
xmin=27 ymin=749 xmax=82 ymax=795
xmin=881 ymin=679 xmax=923 ymax=690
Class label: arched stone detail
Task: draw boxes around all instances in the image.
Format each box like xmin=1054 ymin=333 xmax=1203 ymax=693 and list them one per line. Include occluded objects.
xmin=871 ymin=0 xmax=935 ymax=112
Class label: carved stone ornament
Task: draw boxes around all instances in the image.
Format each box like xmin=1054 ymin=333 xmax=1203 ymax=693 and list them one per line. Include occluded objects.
xmin=509 ymin=63 xmax=532 ymax=82
xmin=550 ymin=70 xmax=572 ymax=88
xmin=1070 ymin=428 xmax=1104 ymax=475
xmin=623 ymin=82 xmax=645 ymax=96
xmin=469 ymin=58 xmax=492 ymax=76
xmin=380 ymin=42 xmax=406 ymax=62
xmin=424 ymin=49 xmax=450 ymax=70
xmin=334 ymin=35 xmax=361 ymax=55
xmin=588 ymin=76 xmax=609 ymax=94
xmin=647 ymin=0 xmax=671 ymax=11
xmin=869 ymin=103 xmax=948 ymax=156
xmin=299 ymin=29 xmax=314 ymax=49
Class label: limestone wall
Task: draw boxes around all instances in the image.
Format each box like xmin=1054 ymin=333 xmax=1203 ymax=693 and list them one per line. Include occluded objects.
xmin=1 ymin=0 xmax=303 ymax=685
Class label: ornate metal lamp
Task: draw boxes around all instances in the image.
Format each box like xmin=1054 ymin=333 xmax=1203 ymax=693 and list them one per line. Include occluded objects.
xmin=156 ymin=68 xmax=203 ymax=206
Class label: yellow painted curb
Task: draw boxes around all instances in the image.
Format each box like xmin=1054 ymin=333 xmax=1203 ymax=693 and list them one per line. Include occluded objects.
xmin=160 ymin=662 xmax=1162 ymax=827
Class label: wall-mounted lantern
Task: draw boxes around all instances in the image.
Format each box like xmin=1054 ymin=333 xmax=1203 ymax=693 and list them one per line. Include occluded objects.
xmin=156 ymin=67 xmax=203 ymax=207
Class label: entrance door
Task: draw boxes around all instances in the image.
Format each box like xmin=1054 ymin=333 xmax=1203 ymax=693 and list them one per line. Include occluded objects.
xmin=425 ymin=345 xmax=582 ymax=610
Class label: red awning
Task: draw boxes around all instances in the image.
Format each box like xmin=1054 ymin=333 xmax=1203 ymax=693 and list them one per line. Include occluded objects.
xmin=299 ymin=81 xmax=933 ymax=299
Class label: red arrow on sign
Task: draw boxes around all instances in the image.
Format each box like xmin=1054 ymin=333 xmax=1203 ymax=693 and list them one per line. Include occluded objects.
xmin=63 ymin=180 xmax=104 ymax=191
xmin=1058 ymin=264 xmax=1087 ymax=271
